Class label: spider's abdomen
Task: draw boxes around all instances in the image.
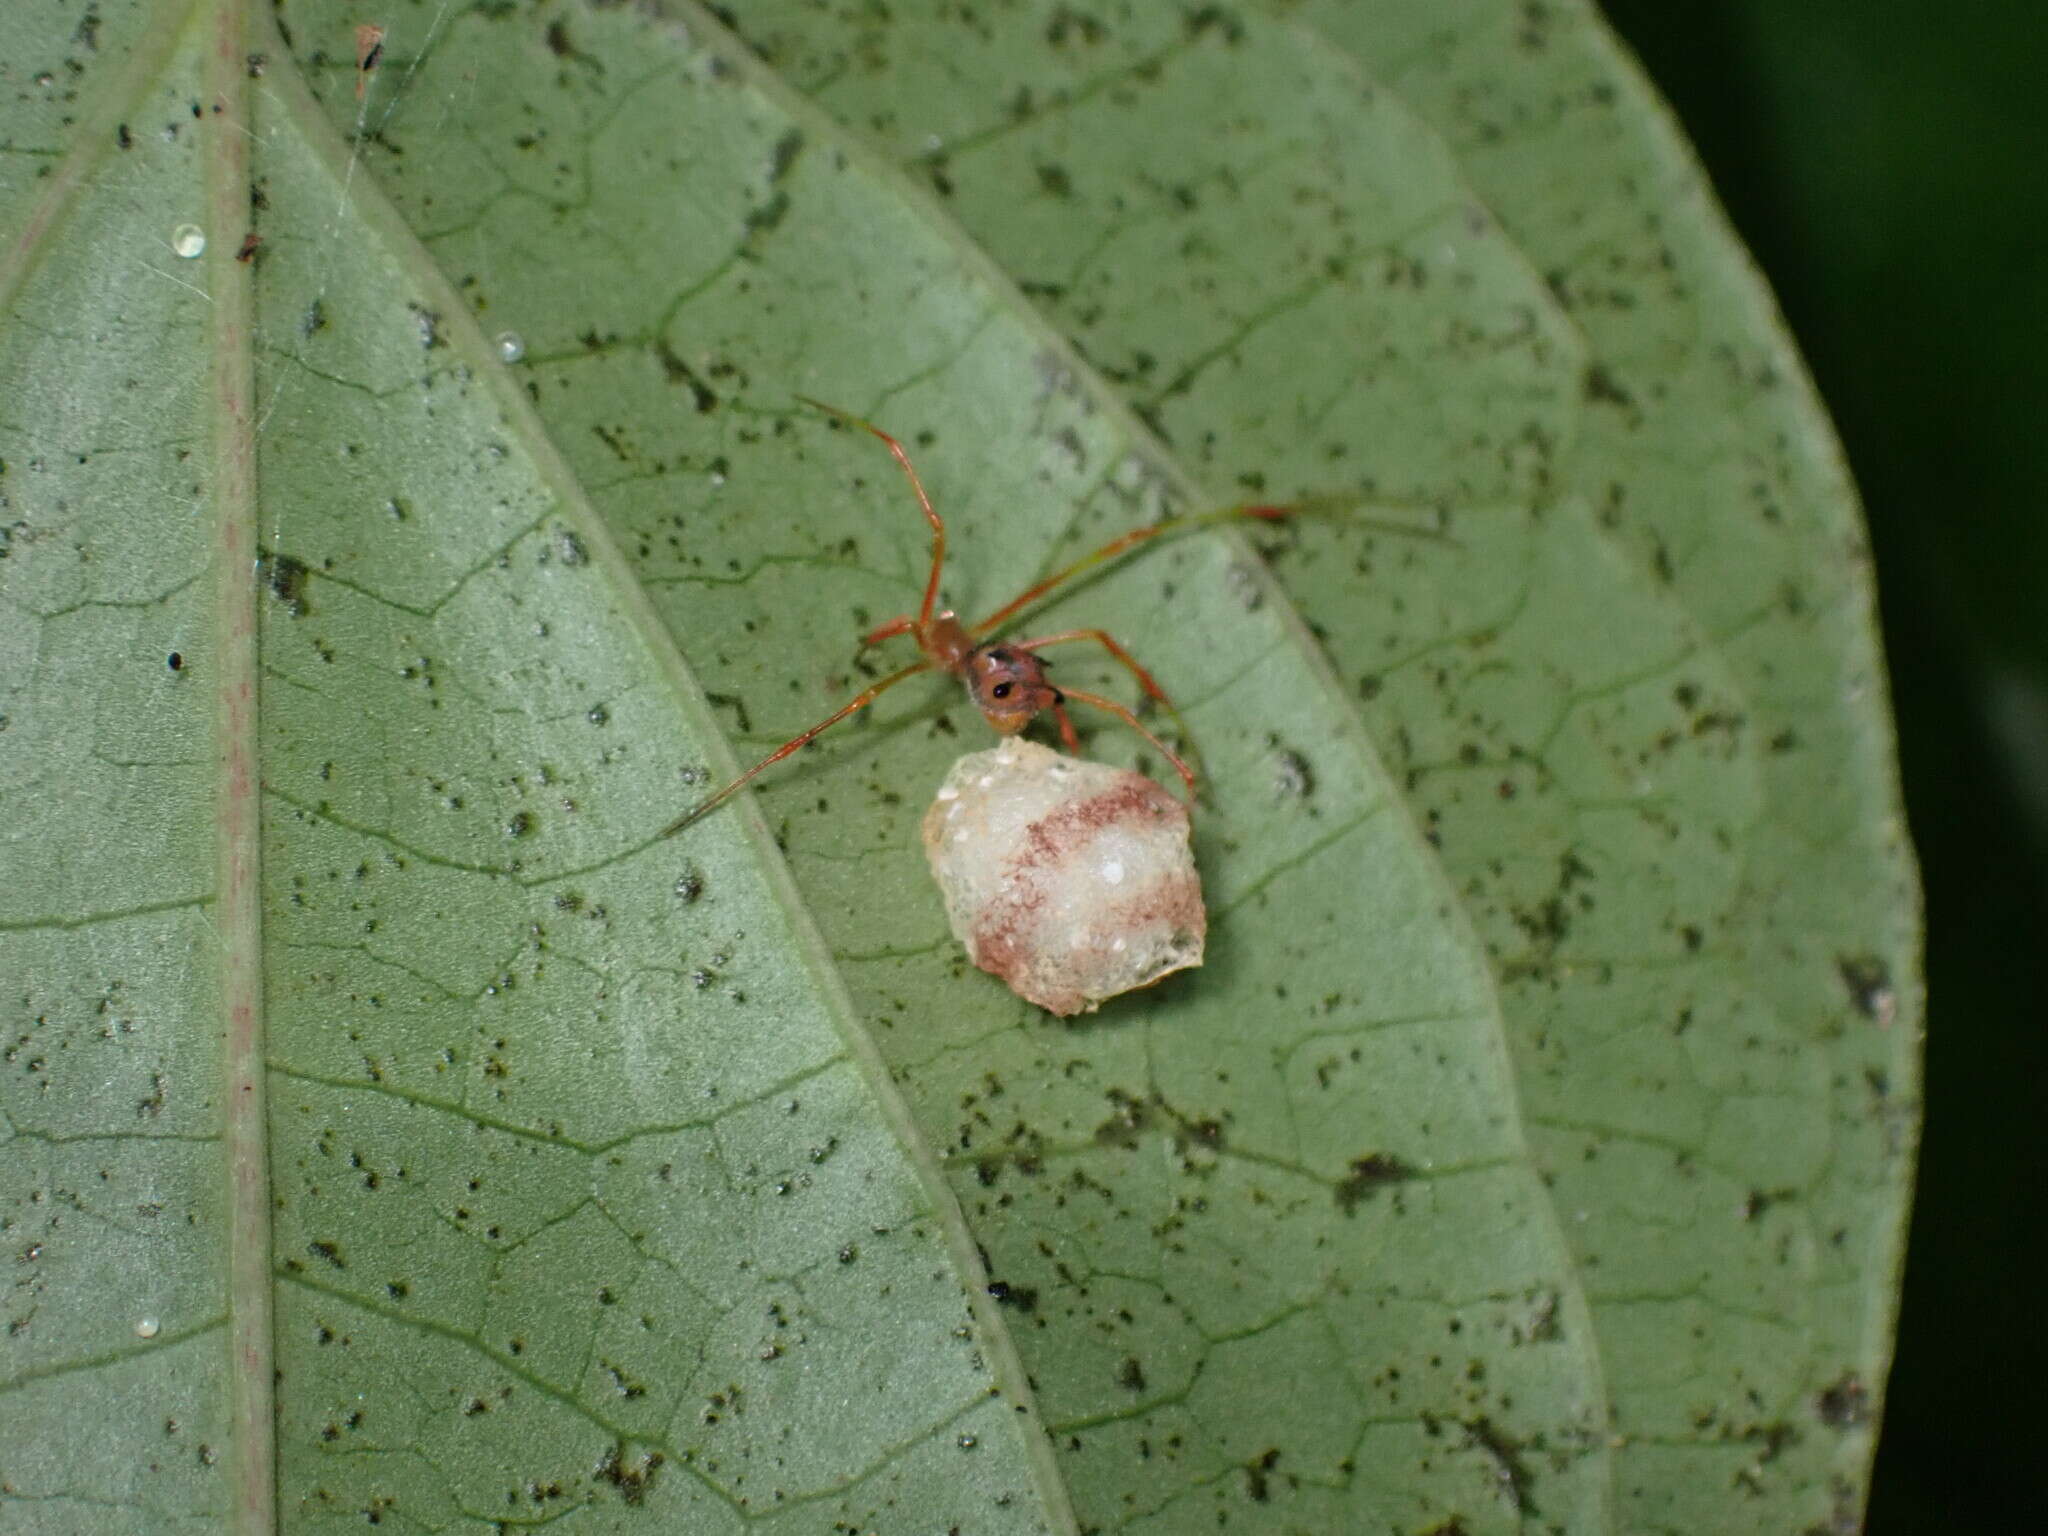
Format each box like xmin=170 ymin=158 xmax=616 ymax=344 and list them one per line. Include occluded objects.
xmin=965 ymin=644 xmax=1059 ymax=734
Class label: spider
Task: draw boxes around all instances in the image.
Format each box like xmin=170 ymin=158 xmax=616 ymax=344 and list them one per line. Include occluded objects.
xmin=660 ymin=397 xmax=1299 ymax=837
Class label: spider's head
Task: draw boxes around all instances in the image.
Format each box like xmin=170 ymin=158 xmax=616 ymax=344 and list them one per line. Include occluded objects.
xmin=965 ymin=644 xmax=1060 ymax=734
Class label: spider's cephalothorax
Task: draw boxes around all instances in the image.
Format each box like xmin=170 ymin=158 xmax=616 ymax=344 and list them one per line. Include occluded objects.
xmin=920 ymin=612 xmax=1063 ymax=735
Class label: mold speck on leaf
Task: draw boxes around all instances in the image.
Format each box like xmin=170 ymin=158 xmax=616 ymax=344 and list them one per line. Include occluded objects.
xmin=769 ymin=127 xmax=805 ymax=181
xmin=1514 ymin=1290 xmax=1562 ymax=1345
xmin=1093 ymin=1088 xmax=1153 ymax=1148
xmin=595 ymin=1443 xmax=663 ymax=1506
xmin=1270 ymin=738 xmax=1314 ymax=798
xmin=1816 ymin=1372 xmax=1870 ymax=1428
xmin=1335 ymin=1152 xmax=1414 ymax=1213
xmin=259 ymin=549 xmax=308 ymax=612
xmin=1243 ymin=1447 xmax=1280 ymax=1502
xmin=406 ymin=301 xmax=442 ymax=349
xmin=1463 ymin=1416 xmax=1535 ymax=1513
xmin=1836 ymin=953 xmax=1896 ymax=1024
xmin=985 ymin=1279 xmax=1037 ymax=1312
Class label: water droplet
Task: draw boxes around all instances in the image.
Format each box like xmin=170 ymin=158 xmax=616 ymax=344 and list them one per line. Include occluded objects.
xmin=135 ymin=1316 xmax=160 ymax=1338
xmin=170 ymin=224 xmax=206 ymax=259
xmin=495 ymin=331 xmax=526 ymax=364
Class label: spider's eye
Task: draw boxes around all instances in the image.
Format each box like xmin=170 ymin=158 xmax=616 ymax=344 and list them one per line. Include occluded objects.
xmin=991 ymin=682 xmax=1014 ymax=700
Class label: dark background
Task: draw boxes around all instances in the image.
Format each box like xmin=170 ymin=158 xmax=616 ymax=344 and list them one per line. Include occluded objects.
xmin=1599 ymin=1 xmax=2047 ymax=1528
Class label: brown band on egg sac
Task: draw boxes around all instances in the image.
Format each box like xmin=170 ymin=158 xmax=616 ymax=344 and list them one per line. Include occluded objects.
xmin=977 ymin=871 xmax=1206 ymax=1017
xmin=967 ymin=778 xmax=1204 ymax=1017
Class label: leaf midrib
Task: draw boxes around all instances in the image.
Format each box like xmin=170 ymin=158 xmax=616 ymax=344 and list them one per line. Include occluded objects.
xmin=201 ymin=3 xmax=275 ymax=1533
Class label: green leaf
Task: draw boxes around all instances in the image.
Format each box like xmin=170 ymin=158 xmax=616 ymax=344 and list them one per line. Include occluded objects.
xmin=0 ymin=3 xmax=1917 ymax=1535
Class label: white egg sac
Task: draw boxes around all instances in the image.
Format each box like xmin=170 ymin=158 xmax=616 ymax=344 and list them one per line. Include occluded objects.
xmin=921 ymin=740 xmax=1205 ymax=1016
